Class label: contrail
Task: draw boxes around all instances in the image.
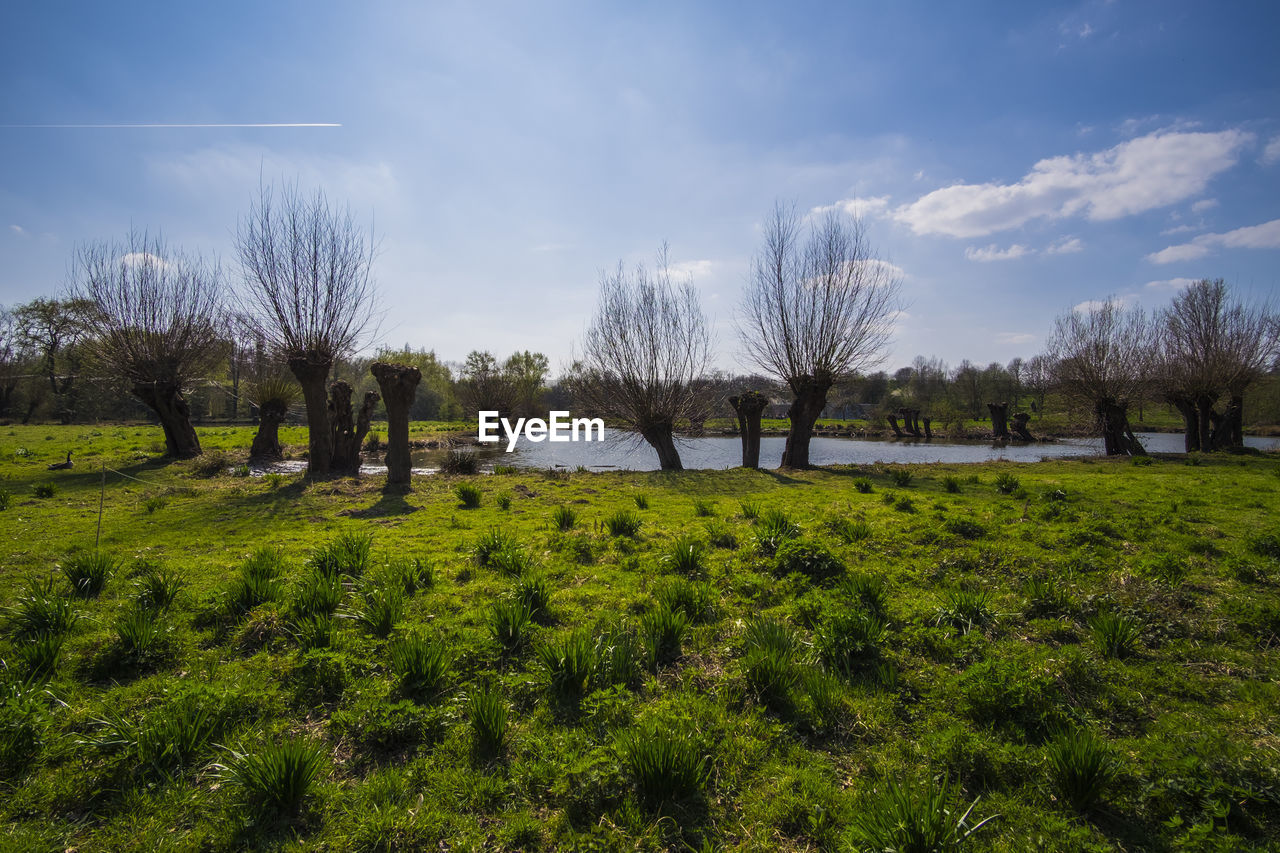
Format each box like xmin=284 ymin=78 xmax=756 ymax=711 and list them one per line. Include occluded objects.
xmin=0 ymin=122 xmax=341 ymax=128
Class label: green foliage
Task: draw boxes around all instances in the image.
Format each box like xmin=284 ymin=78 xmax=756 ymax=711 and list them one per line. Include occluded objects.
xmin=15 ymin=633 xmax=63 ymax=680
xmin=0 ymin=491 xmax=11 ymax=510
xmin=514 ymin=573 xmax=553 ymax=621
xmin=292 ymin=568 xmax=344 ymax=618
xmin=739 ymin=499 xmax=761 ymax=520
xmin=440 ymin=449 xmax=478 ymax=474
xmin=633 ymin=494 xmax=649 ymax=510
xmin=944 ymin=518 xmax=986 ymax=540
xmin=827 ymin=516 xmax=871 ymax=543
xmin=114 ymin=605 xmax=165 ymax=660
xmin=853 ymin=477 xmax=874 ymax=494
xmin=390 ymin=631 xmax=451 ymax=698
xmin=606 ymin=509 xmax=643 ymax=538
xmin=383 ymin=556 xmax=432 ymax=595
xmin=773 ymin=538 xmax=844 ymax=582
xmin=594 ymin=622 xmax=641 ymax=688
xmin=537 ymin=629 xmax=596 ymax=698
xmin=489 ymin=542 xmax=536 ymax=577
xmin=620 ymin=722 xmax=707 ymax=806
xmin=468 ymin=683 xmax=508 ymax=759
xmin=473 ymin=528 xmax=519 ymax=567
xmin=1023 ymin=576 xmax=1073 ymax=617
xmin=219 ymin=739 xmax=326 ymax=816
xmin=937 ymin=588 xmax=995 ymax=633
xmin=959 ymin=658 xmax=1063 ymax=740
xmin=663 ymin=534 xmax=707 ymax=574
xmin=848 ymin=777 xmax=996 ymax=852
xmin=85 ymin=688 xmax=224 ymax=774
xmin=1045 ymin=728 xmax=1118 ymax=813
xmin=653 ymin=577 xmax=717 ymax=624
xmin=816 ymin=606 xmax=886 ymax=675
xmin=841 ymin=572 xmax=889 ymax=617
xmin=1141 ymin=554 xmax=1189 ymax=586
xmin=311 ymin=531 xmax=374 ymax=578
xmin=994 ymin=472 xmax=1021 ymax=494
xmin=489 ymin=599 xmax=532 ymax=651
xmin=552 ymin=505 xmax=577 ymax=532
xmin=4 ymin=576 xmax=77 ymax=639
xmin=704 ymin=520 xmax=738 ymax=549
xmin=692 ymin=499 xmax=715 ymax=517
xmin=142 ymin=495 xmax=167 ymax=514
xmin=890 ymin=467 xmax=914 ymax=487
xmin=742 ymin=616 xmax=801 ymax=705
xmin=61 ymin=551 xmax=116 ymax=596
xmin=454 ymin=482 xmax=482 ymax=509
xmin=289 ymin=613 xmax=336 ymax=650
xmin=492 ymin=464 xmax=518 ymax=475
xmin=640 ymin=605 xmax=688 ymax=670
xmin=344 ymin=576 xmax=405 ymax=638
xmin=754 ymin=508 xmax=801 ymax=556
xmin=942 ymin=475 xmax=961 ymax=493
xmin=226 ymin=547 xmax=285 ymax=614
xmin=1090 ymin=610 xmax=1141 ymax=658
xmin=32 ymin=483 xmax=56 ymax=499
xmin=1247 ymin=532 xmax=1280 ymax=560
xmin=132 ymin=563 xmax=184 ymax=610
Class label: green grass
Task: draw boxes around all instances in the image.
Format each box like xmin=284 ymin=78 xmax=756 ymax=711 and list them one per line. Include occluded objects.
xmin=0 ymin=423 xmax=1276 ymax=849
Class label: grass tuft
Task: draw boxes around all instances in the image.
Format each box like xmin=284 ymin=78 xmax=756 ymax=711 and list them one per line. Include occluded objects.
xmin=61 ymin=551 xmax=116 ymax=597
xmin=390 ymin=631 xmax=452 ymax=698
xmin=620 ymin=722 xmax=707 ymax=806
xmin=1045 ymin=728 xmax=1118 ymax=813
xmin=849 ymin=777 xmax=996 ymax=852
xmin=469 ymin=683 xmax=508 ymax=759
xmin=1089 ymin=610 xmax=1141 ymax=658
xmin=552 ymin=505 xmax=578 ymax=532
xmin=454 ymin=482 xmax=482 ymax=509
xmin=219 ymin=739 xmax=326 ymax=816
xmin=605 ymin=509 xmax=643 ymax=538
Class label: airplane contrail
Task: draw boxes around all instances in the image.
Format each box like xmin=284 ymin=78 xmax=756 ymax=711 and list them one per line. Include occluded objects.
xmin=0 ymin=122 xmax=342 ymax=128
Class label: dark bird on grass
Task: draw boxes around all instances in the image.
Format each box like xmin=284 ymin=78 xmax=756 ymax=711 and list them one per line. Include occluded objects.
xmin=47 ymin=451 xmax=73 ymax=471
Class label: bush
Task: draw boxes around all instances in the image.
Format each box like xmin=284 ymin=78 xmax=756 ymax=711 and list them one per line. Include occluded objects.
xmin=390 ymin=631 xmax=451 ymax=698
xmin=454 ymin=482 xmax=482 ymax=509
xmin=469 ymin=683 xmax=508 ymax=759
xmin=944 ymin=518 xmax=986 ymax=540
xmin=61 ymin=551 xmax=116 ymax=597
xmin=754 ymin=509 xmax=801 ymax=556
xmin=219 ymin=739 xmax=326 ymax=816
xmin=1089 ymin=610 xmax=1141 ymax=658
xmin=994 ymin=472 xmax=1020 ymax=494
xmin=552 ymin=505 xmax=578 ymax=532
xmin=489 ymin=599 xmax=532 ymax=651
xmin=620 ymin=722 xmax=707 ymax=806
xmin=774 ymin=539 xmax=844 ymax=582
xmin=1045 ymin=728 xmax=1118 ymax=813
xmin=663 ymin=535 xmax=706 ymax=574
xmin=4 ymin=576 xmax=77 ymax=639
xmin=816 ymin=607 xmax=886 ymax=674
xmin=605 ymin=509 xmax=643 ymax=538
xmin=640 ymin=605 xmax=689 ymax=670
xmin=853 ymin=477 xmax=874 ymax=494
xmin=742 ymin=617 xmax=801 ymax=705
xmin=890 ymin=467 xmax=914 ymax=487
xmin=849 ymin=777 xmax=996 ymax=852
xmin=440 ymin=449 xmax=478 ymax=475
xmin=654 ymin=577 xmax=717 ymax=624
xmin=537 ymin=630 xmax=596 ymax=698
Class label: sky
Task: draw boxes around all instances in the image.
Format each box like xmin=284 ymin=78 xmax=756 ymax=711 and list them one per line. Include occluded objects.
xmin=2 ymin=1 xmax=1278 ymax=376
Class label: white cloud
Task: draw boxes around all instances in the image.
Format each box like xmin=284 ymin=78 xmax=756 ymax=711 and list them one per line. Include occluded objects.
xmin=668 ymin=259 xmax=714 ymax=280
xmin=1160 ymin=223 xmax=1198 ymax=236
xmin=1262 ymin=136 xmax=1280 ymax=166
xmin=1191 ymin=198 xmax=1218 ymax=213
xmin=1045 ymin=236 xmax=1084 ymax=254
xmin=893 ymin=129 xmax=1252 ymax=238
xmin=1073 ymin=295 xmax=1136 ymax=314
xmin=1144 ymin=277 xmax=1198 ymax=291
xmin=120 ymin=251 xmax=171 ymax=270
xmin=851 ymin=258 xmax=907 ymax=281
xmin=1146 ymin=218 xmax=1280 ymax=264
xmin=996 ymin=332 xmax=1036 ymax=345
xmin=809 ymin=196 xmax=891 ymax=219
xmin=964 ymin=243 xmax=1029 ymax=262
xmin=8 ymin=225 xmax=27 ymax=238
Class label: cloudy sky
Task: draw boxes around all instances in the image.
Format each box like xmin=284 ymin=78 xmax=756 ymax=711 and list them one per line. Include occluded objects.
xmin=2 ymin=1 xmax=1277 ymax=374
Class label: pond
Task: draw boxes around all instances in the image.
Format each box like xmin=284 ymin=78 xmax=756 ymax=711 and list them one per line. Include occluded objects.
xmin=378 ymin=430 xmax=1280 ymax=474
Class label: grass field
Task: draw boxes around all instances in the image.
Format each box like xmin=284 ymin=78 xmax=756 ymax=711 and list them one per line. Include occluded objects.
xmin=1 ymin=424 xmax=1278 ymax=851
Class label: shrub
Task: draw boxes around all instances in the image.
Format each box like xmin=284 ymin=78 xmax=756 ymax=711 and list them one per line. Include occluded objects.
xmin=944 ymin=518 xmax=986 ymax=540
xmin=942 ymin=475 xmax=961 ymax=493
xmin=133 ymin=563 xmax=184 ymax=610
xmin=537 ymin=630 xmax=596 ymax=698
xmin=473 ymin=528 xmax=519 ymax=567
xmin=849 ymin=777 xmax=996 ymax=852
xmin=605 ymin=509 xmax=643 ymax=538
xmin=61 ymin=551 xmax=116 ymax=597
xmin=310 ymin=531 xmax=373 ymax=578
xmin=739 ymin=500 xmax=761 ymax=520
xmin=32 ymin=483 xmax=56 ymax=499
xmin=552 ymin=505 xmax=578 ymax=532
xmin=514 ymin=573 xmax=553 ymax=621
xmin=633 ymin=494 xmax=649 ymax=510
xmin=440 ymin=449 xmax=478 ymax=475
xmin=994 ymin=472 xmax=1020 ymax=494
xmin=4 ymin=576 xmax=77 ymax=639
xmin=640 ymin=605 xmax=689 ymax=670
xmin=1045 ymin=728 xmax=1118 ymax=813
xmin=816 ymin=607 xmax=886 ymax=674
xmin=1089 ymin=610 xmax=1141 ymax=658
xmin=754 ymin=509 xmax=800 ymax=556
xmin=774 ymin=539 xmax=844 ymax=582
xmin=890 ymin=467 xmax=914 ymax=487
xmin=663 ymin=535 xmax=707 ymax=574
xmin=653 ymin=577 xmax=717 ymax=624
xmin=344 ymin=577 xmax=405 ymax=638
xmin=827 ymin=516 xmax=871 ymax=543
xmin=489 ymin=599 xmax=532 ymax=651
xmin=292 ymin=569 xmax=344 ymax=618
xmin=937 ymin=589 xmax=994 ymax=633
xmin=692 ymin=499 xmax=715 ymax=517
xmin=742 ymin=617 xmax=801 ymax=705
xmin=620 ymin=722 xmax=707 ymax=806
xmin=454 ymin=482 xmax=482 ymax=509
xmin=219 ymin=739 xmax=326 ymax=815
xmin=853 ymin=477 xmax=874 ymax=494
xmin=390 ymin=632 xmax=451 ymax=698
xmin=469 ymin=683 xmax=508 ymax=759
xmin=115 ymin=605 xmax=165 ymax=660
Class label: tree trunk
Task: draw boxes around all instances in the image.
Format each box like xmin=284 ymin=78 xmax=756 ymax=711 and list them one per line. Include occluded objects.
xmin=988 ymin=402 xmax=1010 ymax=440
xmin=781 ymin=376 xmax=830 ymax=468
xmin=640 ymin=421 xmax=683 ymax=471
xmin=1171 ymin=396 xmax=1199 ymax=453
xmin=131 ymin=382 xmax=202 ymax=459
xmin=887 ymin=414 xmax=904 ymax=438
xmin=1225 ymin=394 xmax=1245 ymax=449
xmin=289 ymin=351 xmax=334 ymax=478
xmin=1095 ymin=398 xmax=1145 ymax=456
xmin=922 ymin=417 xmax=933 ymax=440
xmin=372 ymin=362 xmax=422 ymax=486
xmin=1011 ymin=412 xmax=1034 ymax=442
xmin=250 ymin=399 xmax=287 ymax=461
xmin=329 ymin=381 xmax=381 ymax=476
xmin=1194 ymin=393 xmax=1216 ymax=454
xmin=729 ymin=391 xmax=768 ymax=469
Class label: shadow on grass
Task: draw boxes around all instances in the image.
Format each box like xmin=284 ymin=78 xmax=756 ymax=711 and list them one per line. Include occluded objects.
xmin=341 ymin=489 xmax=419 ymax=518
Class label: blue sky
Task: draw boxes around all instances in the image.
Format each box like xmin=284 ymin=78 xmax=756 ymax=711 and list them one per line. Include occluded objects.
xmin=2 ymin=1 xmax=1278 ymax=374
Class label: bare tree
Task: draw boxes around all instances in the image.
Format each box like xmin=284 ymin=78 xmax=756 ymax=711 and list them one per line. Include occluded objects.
xmin=1158 ymin=279 xmax=1279 ymax=451
xmin=572 ymin=247 xmax=712 ymax=470
xmin=1044 ymin=299 xmax=1151 ymax=456
xmin=14 ymin=296 xmax=95 ymax=423
xmin=235 ymin=181 xmax=378 ymax=477
xmin=738 ymin=204 xmax=901 ymax=467
xmin=75 ymin=232 xmax=225 ymax=458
